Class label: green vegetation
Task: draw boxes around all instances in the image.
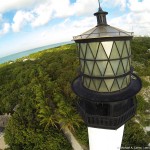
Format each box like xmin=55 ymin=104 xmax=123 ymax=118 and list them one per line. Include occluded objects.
xmin=0 ymin=44 xmax=83 ymax=150
xmin=131 ymin=37 xmax=150 ymax=76
xmin=122 ymin=120 xmax=149 ymax=147
xmin=0 ymin=37 xmax=150 ymax=149
xmin=74 ymin=123 xmax=89 ymax=146
xmin=121 ymin=37 xmax=150 ymax=147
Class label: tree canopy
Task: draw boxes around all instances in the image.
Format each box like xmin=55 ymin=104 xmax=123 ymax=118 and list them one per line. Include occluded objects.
xmin=0 ymin=38 xmax=150 ymax=149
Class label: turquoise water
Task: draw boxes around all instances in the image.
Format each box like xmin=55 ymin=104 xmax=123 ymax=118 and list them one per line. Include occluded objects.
xmin=0 ymin=41 xmax=73 ymax=64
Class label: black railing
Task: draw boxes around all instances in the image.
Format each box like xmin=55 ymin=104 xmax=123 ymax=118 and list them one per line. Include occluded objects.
xmin=77 ymin=101 xmax=136 ymax=129
xmin=73 ymin=32 xmax=133 ymax=40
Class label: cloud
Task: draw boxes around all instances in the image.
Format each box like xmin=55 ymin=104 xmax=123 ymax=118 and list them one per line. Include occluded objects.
xmin=11 ymin=2 xmax=54 ymax=30
xmin=28 ymin=17 xmax=96 ymax=47
xmin=11 ymin=0 xmax=98 ymax=30
xmin=3 ymin=0 xmax=150 ymax=36
xmin=102 ymin=0 xmax=127 ymax=11
xmin=7 ymin=16 xmax=96 ymax=54
xmin=52 ymin=0 xmax=98 ymax=17
xmin=103 ymin=0 xmax=150 ymax=35
xmin=1 ymin=0 xmax=150 ymax=57
xmin=31 ymin=0 xmax=98 ymax=26
xmin=128 ymin=0 xmax=150 ymax=13
xmin=0 ymin=14 xmax=2 ymax=21
xmin=31 ymin=2 xmax=54 ymax=27
xmin=0 ymin=0 xmax=42 ymax=13
xmin=50 ymin=0 xmax=73 ymax=18
xmin=0 ymin=23 xmax=10 ymax=35
xmin=114 ymin=0 xmax=127 ymax=10
xmin=72 ymin=0 xmax=97 ymax=16
xmin=109 ymin=12 xmax=150 ymax=35
xmin=12 ymin=10 xmax=34 ymax=32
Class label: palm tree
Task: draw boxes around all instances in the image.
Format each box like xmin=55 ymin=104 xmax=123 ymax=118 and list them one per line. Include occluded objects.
xmin=57 ymin=101 xmax=83 ymax=132
xmin=37 ymin=105 xmax=57 ymax=130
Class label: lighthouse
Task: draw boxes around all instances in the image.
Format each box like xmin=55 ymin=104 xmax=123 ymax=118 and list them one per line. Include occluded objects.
xmin=72 ymin=1 xmax=142 ymax=150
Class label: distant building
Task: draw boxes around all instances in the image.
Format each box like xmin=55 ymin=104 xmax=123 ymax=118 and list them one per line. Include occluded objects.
xmin=23 ymin=58 xmax=28 ymax=62
xmin=9 ymin=61 xmax=13 ymax=64
xmin=0 ymin=114 xmax=10 ymax=128
xmin=23 ymin=58 xmax=35 ymax=62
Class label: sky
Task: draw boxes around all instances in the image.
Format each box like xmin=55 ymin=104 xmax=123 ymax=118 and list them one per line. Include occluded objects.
xmin=0 ymin=0 xmax=150 ymax=58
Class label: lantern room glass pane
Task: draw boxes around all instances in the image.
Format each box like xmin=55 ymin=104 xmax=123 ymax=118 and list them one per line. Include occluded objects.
xmin=93 ymin=79 xmax=102 ymax=91
xmin=122 ymin=59 xmax=128 ymax=72
xmin=122 ymin=77 xmax=127 ymax=89
xmin=115 ymin=41 xmax=124 ymax=56
xmin=117 ymin=77 xmax=124 ymax=89
xmin=104 ymin=79 xmax=114 ymax=91
xmin=89 ymin=42 xmax=99 ymax=58
xmin=110 ymin=60 xmax=120 ymax=75
xmin=126 ymin=75 xmax=130 ymax=84
xmin=111 ymin=79 xmax=119 ymax=92
xmin=84 ymin=61 xmax=95 ymax=75
xmin=86 ymin=44 xmax=95 ymax=59
xmin=99 ymin=81 xmax=108 ymax=92
xmin=116 ymin=62 xmax=124 ymax=75
xmin=101 ymin=41 xmax=113 ymax=58
xmin=129 ymin=57 xmax=131 ymax=66
xmin=126 ymin=41 xmax=131 ymax=55
xmin=80 ymin=60 xmax=84 ymax=72
xmin=84 ymin=62 xmax=90 ymax=75
xmin=110 ymin=43 xmax=120 ymax=59
xmin=96 ymin=43 xmax=107 ymax=60
xmin=122 ymin=43 xmax=128 ymax=58
xmin=104 ymin=62 xmax=114 ymax=76
xmin=96 ymin=61 xmax=108 ymax=76
xmin=89 ymin=80 xmax=96 ymax=91
xmin=92 ymin=63 xmax=102 ymax=76
xmin=80 ymin=43 xmax=87 ymax=59
xmin=126 ymin=60 xmax=130 ymax=72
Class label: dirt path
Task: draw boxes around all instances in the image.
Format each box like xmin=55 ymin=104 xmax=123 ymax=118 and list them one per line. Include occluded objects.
xmin=0 ymin=133 xmax=8 ymax=150
xmin=62 ymin=127 xmax=88 ymax=150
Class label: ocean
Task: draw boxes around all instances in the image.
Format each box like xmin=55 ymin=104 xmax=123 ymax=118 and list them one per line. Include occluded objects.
xmin=0 ymin=41 xmax=73 ymax=64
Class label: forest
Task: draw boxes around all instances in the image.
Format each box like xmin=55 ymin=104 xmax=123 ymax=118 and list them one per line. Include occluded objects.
xmin=0 ymin=37 xmax=150 ymax=149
